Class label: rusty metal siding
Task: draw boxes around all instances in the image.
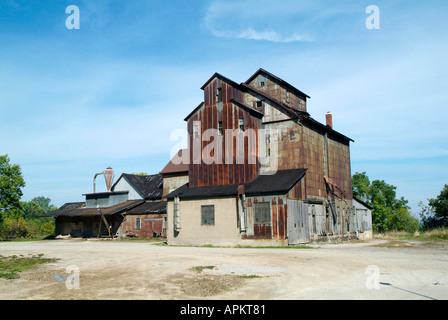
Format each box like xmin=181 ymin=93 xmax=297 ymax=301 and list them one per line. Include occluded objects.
xmin=326 ymin=137 xmax=353 ymax=200
xmin=188 ymin=78 xmax=261 ymax=188
xmin=300 ymin=122 xmax=326 ymax=199
xmin=243 ymin=195 xmax=288 ymax=241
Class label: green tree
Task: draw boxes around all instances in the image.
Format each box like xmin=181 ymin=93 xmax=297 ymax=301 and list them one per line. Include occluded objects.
xmin=352 ymin=172 xmax=371 ymax=202
xmin=352 ymin=172 xmax=419 ymax=232
xmin=22 ymin=201 xmax=45 ymax=220
xmin=19 ymin=197 xmax=56 ymax=238
xmin=0 ymin=155 xmax=26 ymax=222
xmin=420 ymin=184 xmax=448 ymax=230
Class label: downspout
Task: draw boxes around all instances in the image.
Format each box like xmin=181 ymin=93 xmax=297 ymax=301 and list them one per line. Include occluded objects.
xmin=238 ymin=185 xmax=246 ymax=233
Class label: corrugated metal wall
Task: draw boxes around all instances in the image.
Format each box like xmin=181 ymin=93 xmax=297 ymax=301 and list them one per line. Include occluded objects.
xmin=188 ymin=78 xmax=262 ymax=188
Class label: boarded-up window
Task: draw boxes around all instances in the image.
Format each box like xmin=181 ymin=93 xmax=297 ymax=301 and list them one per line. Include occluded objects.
xmin=201 ymin=205 xmax=215 ymax=226
xmin=216 ymin=88 xmax=223 ymax=103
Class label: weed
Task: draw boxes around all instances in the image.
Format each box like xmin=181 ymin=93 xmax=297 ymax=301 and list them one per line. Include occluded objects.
xmin=238 ymin=274 xmax=261 ymax=279
xmin=191 ymin=266 xmax=216 ymax=273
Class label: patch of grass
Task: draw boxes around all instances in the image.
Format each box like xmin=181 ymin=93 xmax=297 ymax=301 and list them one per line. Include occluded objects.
xmin=119 ymin=237 xmax=167 ymax=243
xmin=0 ymin=254 xmax=57 ymax=280
xmin=238 ymin=274 xmax=261 ymax=279
xmin=234 ymin=245 xmax=315 ymax=250
xmin=373 ymin=241 xmax=417 ymax=248
xmin=191 ymin=266 xmax=216 ymax=273
xmin=375 ymin=228 xmax=448 ymax=243
xmin=417 ymin=228 xmax=448 ymax=242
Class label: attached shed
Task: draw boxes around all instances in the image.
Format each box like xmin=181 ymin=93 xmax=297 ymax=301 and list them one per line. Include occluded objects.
xmin=353 ymin=196 xmax=373 ymax=239
xmin=120 ymin=201 xmax=167 ymax=238
xmin=165 ymin=169 xmax=310 ymax=247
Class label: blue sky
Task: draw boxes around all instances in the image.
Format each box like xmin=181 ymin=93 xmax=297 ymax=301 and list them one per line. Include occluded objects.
xmin=1 ymin=0 xmax=447 ymax=215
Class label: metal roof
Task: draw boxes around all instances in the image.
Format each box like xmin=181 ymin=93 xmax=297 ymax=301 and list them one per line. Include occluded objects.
xmin=165 ymin=169 xmax=307 ymax=200
xmin=39 ymin=200 xmax=145 ymax=218
xmin=126 ymin=201 xmax=167 ymax=215
xmin=113 ymin=173 xmax=163 ymax=200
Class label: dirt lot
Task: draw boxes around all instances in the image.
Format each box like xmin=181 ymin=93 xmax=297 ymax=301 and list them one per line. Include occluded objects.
xmin=0 ymin=239 xmax=447 ymax=300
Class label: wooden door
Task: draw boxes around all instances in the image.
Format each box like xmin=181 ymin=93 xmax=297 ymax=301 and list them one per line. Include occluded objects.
xmin=288 ymin=200 xmax=310 ymax=244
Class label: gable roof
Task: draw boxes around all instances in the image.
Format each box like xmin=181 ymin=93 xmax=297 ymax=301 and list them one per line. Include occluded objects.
xmin=353 ymin=196 xmax=373 ymax=210
xmin=188 ymin=70 xmax=353 ymax=143
xmin=184 ymin=102 xmax=205 ymax=122
xmin=165 ymin=169 xmax=307 ymax=200
xmin=245 ymin=68 xmax=311 ymax=99
xmin=200 ymin=72 xmax=241 ymax=90
xmin=113 ymin=173 xmax=163 ymax=200
xmin=244 ymin=169 xmax=307 ymax=194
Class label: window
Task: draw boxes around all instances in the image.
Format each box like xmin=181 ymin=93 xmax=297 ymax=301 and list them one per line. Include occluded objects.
xmin=256 ymin=100 xmax=263 ymax=109
xmin=254 ymin=202 xmax=271 ymax=224
xmin=193 ymin=124 xmax=200 ymax=140
xmin=218 ymin=121 xmax=223 ymax=136
xmin=260 ymin=81 xmax=265 ymax=87
xmin=135 ymin=217 xmax=141 ymax=230
xmin=216 ymin=87 xmax=223 ymax=103
xmin=201 ymin=205 xmax=215 ymax=226
xmin=239 ymin=118 xmax=245 ymax=132
xmin=253 ymin=202 xmax=271 ymax=239
xmin=286 ymin=91 xmax=290 ymax=103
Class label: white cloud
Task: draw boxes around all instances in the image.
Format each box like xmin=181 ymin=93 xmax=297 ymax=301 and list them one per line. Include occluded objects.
xmin=204 ymin=0 xmax=315 ymax=43
xmin=210 ymin=27 xmax=313 ymax=43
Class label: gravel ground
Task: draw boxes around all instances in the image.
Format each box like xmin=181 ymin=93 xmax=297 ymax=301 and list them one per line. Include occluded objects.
xmin=0 ymin=239 xmax=447 ymax=300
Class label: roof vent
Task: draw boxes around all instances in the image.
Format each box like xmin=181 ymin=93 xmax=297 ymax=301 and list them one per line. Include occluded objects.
xmin=93 ymin=167 xmax=115 ymax=193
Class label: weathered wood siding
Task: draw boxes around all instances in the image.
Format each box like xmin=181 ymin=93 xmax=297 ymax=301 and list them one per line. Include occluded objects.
xmin=163 ymin=174 xmax=189 ymax=197
xmin=244 ymin=93 xmax=291 ymax=123
xmin=246 ymin=74 xmax=307 ymax=112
